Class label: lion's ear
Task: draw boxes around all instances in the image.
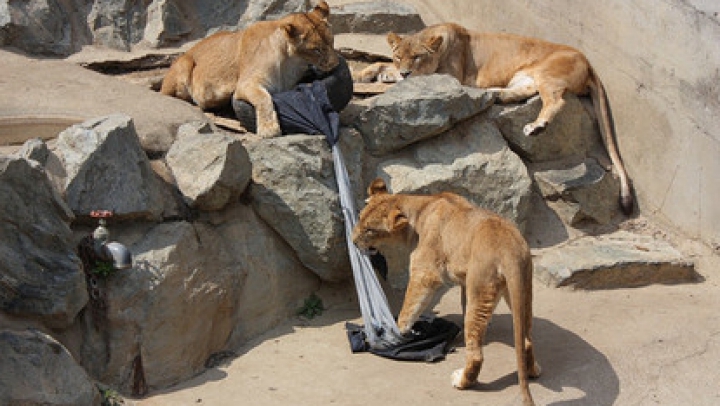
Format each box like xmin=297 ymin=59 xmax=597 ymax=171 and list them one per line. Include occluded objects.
xmin=425 ymin=35 xmax=444 ymax=53
xmin=367 ymin=178 xmax=388 ymax=197
xmin=283 ymin=23 xmax=300 ymax=39
xmin=312 ymin=1 xmax=330 ymax=20
xmin=387 ymin=32 xmax=402 ymax=49
xmin=387 ymin=208 xmax=409 ymax=232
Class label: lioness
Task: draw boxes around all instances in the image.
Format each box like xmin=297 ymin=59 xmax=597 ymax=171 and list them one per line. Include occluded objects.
xmin=160 ymin=1 xmax=339 ymax=138
xmin=359 ymin=23 xmax=633 ymax=214
xmin=352 ymin=178 xmax=541 ymax=406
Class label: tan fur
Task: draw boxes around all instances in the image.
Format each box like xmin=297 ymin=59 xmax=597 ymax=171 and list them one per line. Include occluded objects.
xmin=359 ymin=22 xmax=633 ymax=214
xmin=352 ymin=178 xmax=541 ymax=406
xmin=160 ymin=1 xmax=339 ymax=138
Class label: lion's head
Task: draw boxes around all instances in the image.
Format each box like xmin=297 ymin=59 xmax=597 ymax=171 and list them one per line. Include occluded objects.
xmin=386 ymin=28 xmax=446 ymax=79
xmin=284 ymin=1 xmax=339 ymax=72
xmin=352 ymin=178 xmax=410 ymax=253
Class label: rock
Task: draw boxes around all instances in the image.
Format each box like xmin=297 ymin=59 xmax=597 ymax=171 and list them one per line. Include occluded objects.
xmin=0 ymin=156 xmax=87 ymax=329
xmin=355 ymin=75 xmax=496 ymax=155
xmin=490 ymin=94 xmax=602 ymax=163
xmin=143 ymin=0 xmax=193 ymax=48
xmin=377 ymin=117 xmax=533 ymax=231
xmin=166 ymin=121 xmax=251 ymax=211
xmin=0 ymin=0 xmax=74 ymax=56
xmin=208 ymin=202 xmax=322 ymax=347
xmin=0 ymin=329 xmax=101 ymax=406
xmin=246 ymin=134 xmax=350 ymax=282
xmin=330 ymin=2 xmax=425 ymax=34
xmin=55 ymin=114 xmax=164 ymax=221
xmin=16 ymin=137 xmax=50 ymax=164
xmin=75 ymin=221 xmax=242 ymax=393
xmin=534 ymin=231 xmax=698 ymax=289
xmin=533 ymin=158 xmax=621 ymax=226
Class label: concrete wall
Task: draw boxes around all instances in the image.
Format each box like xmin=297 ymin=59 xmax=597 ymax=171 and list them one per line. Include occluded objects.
xmin=368 ymin=0 xmax=720 ymax=248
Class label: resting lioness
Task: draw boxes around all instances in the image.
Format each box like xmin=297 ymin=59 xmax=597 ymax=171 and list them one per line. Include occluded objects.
xmin=160 ymin=1 xmax=339 ymax=138
xmin=352 ymin=178 xmax=541 ymax=406
xmin=358 ymin=23 xmax=633 ymax=214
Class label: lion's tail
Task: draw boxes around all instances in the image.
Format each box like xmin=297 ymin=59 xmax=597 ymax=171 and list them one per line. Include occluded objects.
xmin=508 ymin=256 xmax=536 ymax=406
xmin=588 ymin=67 xmax=633 ymax=215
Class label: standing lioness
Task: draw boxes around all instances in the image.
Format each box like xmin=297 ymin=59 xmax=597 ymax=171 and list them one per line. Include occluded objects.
xmin=160 ymin=1 xmax=339 ymax=138
xmin=352 ymin=178 xmax=541 ymax=406
xmin=359 ymin=22 xmax=633 ymax=214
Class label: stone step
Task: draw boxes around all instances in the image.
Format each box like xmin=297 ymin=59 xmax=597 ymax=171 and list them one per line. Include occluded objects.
xmin=533 ymin=231 xmax=698 ymax=289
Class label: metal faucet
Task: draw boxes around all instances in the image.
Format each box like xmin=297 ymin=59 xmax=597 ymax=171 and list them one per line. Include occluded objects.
xmin=91 ymin=210 xmax=132 ymax=269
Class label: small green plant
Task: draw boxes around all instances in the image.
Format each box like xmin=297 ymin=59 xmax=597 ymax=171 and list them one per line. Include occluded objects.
xmin=297 ymin=293 xmax=325 ymax=319
xmin=99 ymin=386 xmax=123 ymax=406
xmin=92 ymin=260 xmax=116 ymax=278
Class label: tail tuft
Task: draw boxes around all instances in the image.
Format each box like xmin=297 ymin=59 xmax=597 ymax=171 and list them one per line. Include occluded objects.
xmin=620 ymin=194 xmax=634 ymax=215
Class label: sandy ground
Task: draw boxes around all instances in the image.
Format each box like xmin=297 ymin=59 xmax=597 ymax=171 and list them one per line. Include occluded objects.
xmin=136 ymin=243 xmax=720 ymax=406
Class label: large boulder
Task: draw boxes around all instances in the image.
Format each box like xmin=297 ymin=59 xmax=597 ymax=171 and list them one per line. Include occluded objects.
xmin=166 ymin=121 xmax=252 ymax=211
xmin=377 ymin=116 xmax=533 ymax=231
xmin=75 ymin=221 xmax=242 ymax=394
xmin=490 ymin=94 xmax=602 ymax=163
xmin=53 ymin=114 xmax=165 ymax=221
xmin=330 ymin=2 xmax=425 ymax=35
xmin=354 ymin=75 xmax=496 ymax=155
xmin=0 ymin=156 xmax=87 ymax=329
xmin=246 ymin=134 xmax=350 ymax=282
xmin=0 ymin=329 xmax=101 ymax=406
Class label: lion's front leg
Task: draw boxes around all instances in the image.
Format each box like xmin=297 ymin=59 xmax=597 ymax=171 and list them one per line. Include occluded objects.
xmin=397 ymin=266 xmax=443 ymax=335
xmin=234 ymin=83 xmax=281 ymax=139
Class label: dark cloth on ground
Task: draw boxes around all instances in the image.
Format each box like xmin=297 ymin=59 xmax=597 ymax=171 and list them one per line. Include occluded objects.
xmin=346 ymin=316 xmax=461 ymax=362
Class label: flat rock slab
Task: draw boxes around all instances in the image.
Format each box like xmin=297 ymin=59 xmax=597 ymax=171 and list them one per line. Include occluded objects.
xmin=534 ymin=231 xmax=698 ymax=289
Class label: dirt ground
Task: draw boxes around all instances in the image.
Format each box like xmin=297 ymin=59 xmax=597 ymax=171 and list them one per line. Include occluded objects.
xmin=136 ymin=238 xmax=720 ymax=406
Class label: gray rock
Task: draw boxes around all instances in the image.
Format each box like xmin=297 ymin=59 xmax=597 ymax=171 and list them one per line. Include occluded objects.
xmin=330 ymin=2 xmax=425 ymax=34
xmin=534 ymin=231 xmax=698 ymax=289
xmin=76 ymin=221 xmax=242 ymax=393
xmin=533 ymin=158 xmax=621 ymax=225
xmin=143 ymin=0 xmax=193 ymax=47
xmin=246 ymin=134 xmax=350 ymax=282
xmin=0 ymin=329 xmax=101 ymax=406
xmin=355 ymin=75 xmax=496 ymax=155
xmin=88 ymin=0 xmax=146 ymax=52
xmin=166 ymin=121 xmax=251 ymax=211
xmin=0 ymin=156 xmax=86 ymax=329
xmin=378 ymin=117 xmax=533 ymax=231
xmin=17 ymin=137 xmax=50 ymax=164
xmin=490 ymin=94 xmax=601 ymax=163
xmin=55 ymin=114 xmax=164 ymax=221
xmin=0 ymin=0 xmax=74 ymax=55
xmin=208 ymin=202 xmax=321 ymax=347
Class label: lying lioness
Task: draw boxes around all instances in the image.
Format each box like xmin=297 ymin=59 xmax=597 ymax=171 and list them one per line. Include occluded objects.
xmin=160 ymin=1 xmax=339 ymax=138
xmin=352 ymin=178 xmax=541 ymax=406
xmin=359 ymin=22 xmax=632 ymax=214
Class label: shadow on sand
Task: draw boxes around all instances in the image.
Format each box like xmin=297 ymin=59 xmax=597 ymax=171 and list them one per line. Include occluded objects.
xmin=444 ymin=312 xmax=620 ymax=405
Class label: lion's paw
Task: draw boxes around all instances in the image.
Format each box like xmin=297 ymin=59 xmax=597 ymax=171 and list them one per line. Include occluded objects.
xmin=523 ymin=122 xmax=546 ymax=137
xmin=257 ymin=122 xmax=282 ymax=139
xmin=451 ymin=369 xmax=469 ymax=389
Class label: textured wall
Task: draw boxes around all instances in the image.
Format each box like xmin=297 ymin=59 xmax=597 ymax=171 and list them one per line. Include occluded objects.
xmin=374 ymin=0 xmax=720 ymax=247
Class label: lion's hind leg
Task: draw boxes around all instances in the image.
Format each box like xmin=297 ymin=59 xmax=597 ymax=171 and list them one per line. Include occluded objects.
xmin=502 ymin=289 xmax=541 ymax=379
xmin=492 ymin=72 xmax=538 ymax=104
xmin=452 ymin=281 xmax=503 ymax=389
xmin=160 ymin=55 xmax=195 ymax=102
